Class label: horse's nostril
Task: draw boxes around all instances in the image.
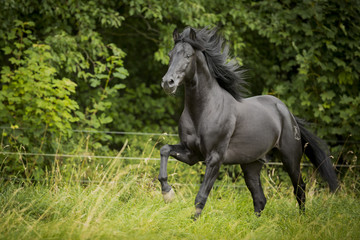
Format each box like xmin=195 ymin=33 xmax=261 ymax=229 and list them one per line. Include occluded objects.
xmin=169 ymin=79 xmax=175 ymax=86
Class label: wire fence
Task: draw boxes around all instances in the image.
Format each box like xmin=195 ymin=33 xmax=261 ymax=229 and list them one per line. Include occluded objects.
xmin=0 ymin=177 xmax=249 ymax=189
xmin=1 ymin=151 xmax=359 ymax=168
xmin=1 ymin=128 xmax=358 ymax=191
xmin=1 ymin=126 xmax=360 ymax=143
xmin=1 ymin=127 xmax=359 ymax=169
xmin=73 ymin=129 xmax=179 ymax=137
xmin=0 ymin=126 xmax=178 ymax=137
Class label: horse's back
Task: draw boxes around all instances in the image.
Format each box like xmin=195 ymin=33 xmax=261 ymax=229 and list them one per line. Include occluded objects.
xmin=236 ymin=95 xmax=286 ymax=130
xmin=242 ymin=95 xmax=284 ymax=109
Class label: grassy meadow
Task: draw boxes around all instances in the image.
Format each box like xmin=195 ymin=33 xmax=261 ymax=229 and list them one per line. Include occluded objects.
xmin=1 ymin=136 xmax=359 ymax=240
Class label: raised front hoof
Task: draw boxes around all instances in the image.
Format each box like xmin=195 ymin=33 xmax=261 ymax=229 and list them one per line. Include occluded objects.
xmin=162 ymin=188 xmax=175 ymax=203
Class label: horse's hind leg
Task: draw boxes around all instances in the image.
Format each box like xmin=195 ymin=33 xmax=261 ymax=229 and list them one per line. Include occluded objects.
xmin=241 ymin=161 xmax=266 ymax=215
xmin=280 ymin=145 xmax=306 ymax=212
xmin=276 ymin=105 xmax=306 ymax=212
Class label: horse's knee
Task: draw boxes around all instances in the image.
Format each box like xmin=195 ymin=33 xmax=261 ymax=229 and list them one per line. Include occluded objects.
xmin=205 ymin=152 xmax=221 ymax=168
xmin=160 ymin=144 xmax=171 ymax=156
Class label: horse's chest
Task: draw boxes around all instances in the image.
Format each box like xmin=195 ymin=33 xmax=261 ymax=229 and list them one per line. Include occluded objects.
xmin=180 ymin=129 xmax=202 ymax=155
xmin=179 ymin=120 xmax=204 ymax=157
xmin=179 ymin=107 xmax=233 ymax=157
xmin=180 ymin=122 xmax=226 ymax=159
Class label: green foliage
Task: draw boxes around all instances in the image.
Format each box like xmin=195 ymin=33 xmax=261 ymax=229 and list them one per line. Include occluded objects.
xmin=234 ymin=0 xmax=360 ymax=143
xmin=0 ymin=21 xmax=79 ymax=136
xmin=1 ymin=0 xmax=359 ymax=179
xmin=0 ymin=1 xmax=130 ymax=176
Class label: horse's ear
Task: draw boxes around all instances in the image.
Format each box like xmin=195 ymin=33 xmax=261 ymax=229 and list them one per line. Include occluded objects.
xmin=189 ymin=28 xmax=196 ymax=41
xmin=173 ymin=28 xmax=180 ymax=42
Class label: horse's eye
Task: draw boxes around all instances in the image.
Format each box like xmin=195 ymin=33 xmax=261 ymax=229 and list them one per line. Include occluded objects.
xmin=186 ymin=54 xmax=191 ymax=58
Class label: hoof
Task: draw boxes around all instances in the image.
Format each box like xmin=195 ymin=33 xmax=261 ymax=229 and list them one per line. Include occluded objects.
xmin=192 ymin=208 xmax=202 ymax=221
xmin=162 ymin=188 xmax=175 ymax=203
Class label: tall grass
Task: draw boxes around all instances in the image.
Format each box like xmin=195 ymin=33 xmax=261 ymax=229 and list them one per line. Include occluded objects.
xmin=0 ymin=137 xmax=359 ymax=240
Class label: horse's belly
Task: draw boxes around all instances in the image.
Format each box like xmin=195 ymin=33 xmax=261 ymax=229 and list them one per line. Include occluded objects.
xmin=223 ymin=128 xmax=279 ymax=164
xmin=224 ymin=145 xmax=269 ymax=164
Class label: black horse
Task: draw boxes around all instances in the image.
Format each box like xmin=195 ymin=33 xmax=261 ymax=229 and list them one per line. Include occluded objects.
xmin=158 ymin=27 xmax=339 ymax=218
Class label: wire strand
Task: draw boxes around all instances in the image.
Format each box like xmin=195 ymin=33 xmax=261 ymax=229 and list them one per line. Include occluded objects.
xmin=0 ymin=177 xmax=250 ymax=188
xmin=1 ymin=126 xmax=359 ymax=143
xmin=0 ymin=127 xmax=178 ymax=137
xmin=1 ymin=152 xmax=358 ymax=168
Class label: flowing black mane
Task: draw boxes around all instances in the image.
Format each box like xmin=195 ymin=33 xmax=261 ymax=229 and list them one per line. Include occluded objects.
xmin=175 ymin=27 xmax=247 ymax=100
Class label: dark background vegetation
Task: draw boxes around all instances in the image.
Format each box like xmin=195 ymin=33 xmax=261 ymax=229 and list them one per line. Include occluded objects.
xmin=0 ymin=0 xmax=359 ymax=180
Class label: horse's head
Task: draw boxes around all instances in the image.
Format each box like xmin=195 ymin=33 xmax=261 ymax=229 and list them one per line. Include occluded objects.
xmin=161 ymin=28 xmax=197 ymax=95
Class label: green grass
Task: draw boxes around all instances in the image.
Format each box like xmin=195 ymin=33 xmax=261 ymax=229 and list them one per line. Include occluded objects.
xmin=1 ymin=160 xmax=359 ymax=240
xmin=1 ymin=137 xmax=359 ymax=240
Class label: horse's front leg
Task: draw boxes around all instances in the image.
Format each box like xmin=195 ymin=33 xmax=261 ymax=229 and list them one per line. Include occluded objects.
xmin=194 ymin=151 xmax=222 ymax=219
xmin=158 ymin=144 xmax=198 ymax=203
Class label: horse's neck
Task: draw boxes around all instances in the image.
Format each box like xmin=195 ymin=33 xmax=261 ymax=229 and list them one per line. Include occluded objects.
xmin=184 ymin=56 xmax=222 ymax=115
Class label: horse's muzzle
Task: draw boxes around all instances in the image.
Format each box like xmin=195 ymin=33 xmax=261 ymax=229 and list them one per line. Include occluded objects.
xmin=161 ymin=77 xmax=177 ymax=95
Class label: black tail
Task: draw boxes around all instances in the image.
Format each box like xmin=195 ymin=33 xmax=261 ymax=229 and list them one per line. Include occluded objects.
xmin=295 ymin=117 xmax=339 ymax=192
